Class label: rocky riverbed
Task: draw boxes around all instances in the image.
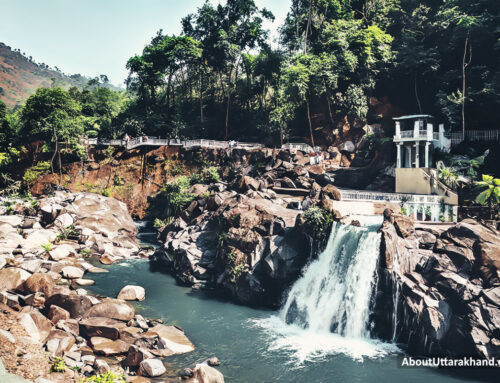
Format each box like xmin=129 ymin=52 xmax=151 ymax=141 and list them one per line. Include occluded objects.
xmin=374 ymin=210 xmax=500 ymax=359
xmin=0 ymin=191 xmax=224 ymax=382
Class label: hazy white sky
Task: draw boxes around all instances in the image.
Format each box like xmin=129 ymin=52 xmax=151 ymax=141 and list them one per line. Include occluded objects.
xmin=0 ymin=0 xmax=289 ymax=86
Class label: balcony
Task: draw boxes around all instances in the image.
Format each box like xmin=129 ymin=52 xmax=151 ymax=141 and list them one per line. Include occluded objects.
xmin=394 ymin=128 xmax=440 ymax=142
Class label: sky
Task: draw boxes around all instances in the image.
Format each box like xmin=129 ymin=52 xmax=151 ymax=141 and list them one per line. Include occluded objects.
xmin=0 ymin=0 xmax=290 ymax=87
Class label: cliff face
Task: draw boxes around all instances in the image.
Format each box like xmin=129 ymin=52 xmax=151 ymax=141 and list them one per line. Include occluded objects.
xmin=33 ymin=146 xmax=188 ymax=218
xmin=374 ymin=210 xmax=500 ymax=358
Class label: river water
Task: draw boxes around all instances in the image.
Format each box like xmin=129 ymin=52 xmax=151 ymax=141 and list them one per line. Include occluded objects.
xmin=85 ymin=222 xmax=485 ymax=383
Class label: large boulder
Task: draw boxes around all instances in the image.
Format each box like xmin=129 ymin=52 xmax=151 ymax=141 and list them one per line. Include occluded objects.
xmin=79 ymin=317 xmax=127 ymax=340
xmin=45 ymin=294 xmax=94 ymax=319
xmin=48 ymin=305 xmax=70 ymax=325
xmin=44 ymin=329 xmax=75 ymax=355
xmin=70 ymin=192 xmax=138 ymax=246
xmin=23 ymin=273 xmax=55 ymax=297
xmin=189 ymin=363 xmax=225 ymax=383
xmin=19 ymin=309 xmax=53 ymax=343
xmin=90 ymin=337 xmax=130 ymax=356
xmin=83 ymin=299 xmax=135 ymax=321
xmin=124 ymin=345 xmax=154 ymax=367
xmin=138 ymin=359 xmax=166 ymax=378
xmin=237 ymin=176 xmax=260 ymax=192
xmin=0 ymin=268 xmax=31 ymax=292
xmin=61 ymin=266 xmax=84 ymax=279
xmin=117 ymin=285 xmax=146 ymax=301
xmin=49 ymin=244 xmax=76 ymax=261
xmin=143 ymin=324 xmax=195 ymax=354
xmin=320 ymin=184 xmax=341 ymax=201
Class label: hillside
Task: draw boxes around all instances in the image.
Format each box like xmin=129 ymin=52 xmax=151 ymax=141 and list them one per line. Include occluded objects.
xmin=0 ymin=42 xmax=120 ymax=108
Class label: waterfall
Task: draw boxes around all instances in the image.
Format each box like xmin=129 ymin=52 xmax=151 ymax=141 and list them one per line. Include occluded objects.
xmin=391 ymin=250 xmax=401 ymax=342
xmin=251 ymin=215 xmax=398 ymax=363
xmin=280 ymin=216 xmax=382 ymax=338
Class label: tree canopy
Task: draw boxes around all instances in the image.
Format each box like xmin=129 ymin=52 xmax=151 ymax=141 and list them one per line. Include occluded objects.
xmin=3 ymin=0 xmax=500 ymax=147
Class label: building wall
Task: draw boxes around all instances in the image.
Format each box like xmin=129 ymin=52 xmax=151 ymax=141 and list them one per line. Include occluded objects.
xmin=395 ymin=168 xmax=458 ymax=205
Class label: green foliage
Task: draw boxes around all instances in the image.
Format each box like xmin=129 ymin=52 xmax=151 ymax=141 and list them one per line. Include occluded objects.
xmin=217 ymin=230 xmax=228 ymax=249
xmin=153 ymin=217 xmax=174 ymax=229
xmin=20 ymin=87 xmax=83 ymax=143
xmin=400 ymin=205 xmax=408 ymax=216
xmin=425 ymin=206 xmax=432 ymax=218
xmin=230 ymin=264 xmax=247 ymax=283
xmin=437 ymin=161 xmax=458 ymax=189
xmin=303 ymin=206 xmax=334 ymax=240
xmin=159 ymin=176 xmax=195 ymax=217
xmin=50 ymin=357 xmax=65 ymax=372
xmin=57 ymin=225 xmax=78 ymax=242
xmin=101 ymin=188 xmax=112 ymax=197
xmin=23 ymin=161 xmax=51 ymax=189
xmin=80 ymin=248 xmax=91 ymax=257
xmin=113 ymin=174 xmax=124 ymax=186
xmin=4 ymin=0 xmax=500 ymax=160
xmin=189 ymin=166 xmax=220 ymax=185
xmin=78 ymin=372 xmax=126 ymax=383
xmin=474 ymin=175 xmax=500 ymax=208
xmin=41 ymin=242 xmax=53 ymax=252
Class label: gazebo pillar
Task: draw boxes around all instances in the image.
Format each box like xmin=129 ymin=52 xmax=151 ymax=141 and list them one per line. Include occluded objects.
xmin=425 ymin=142 xmax=430 ymax=168
xmin=397 ymin=144 xmax=402 ymax=168
xmin=415 ymin=143 xmax=420 ymax=168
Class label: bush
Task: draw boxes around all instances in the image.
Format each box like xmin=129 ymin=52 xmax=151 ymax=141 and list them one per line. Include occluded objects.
xmin=160 ymin=176 xmax=195 ymax=217
xmin=50 ymin=357 xmax=66 ymax=372
xmin=23 ymin=161 xmax=51 ymax=189
xmin=189 ymin=166 xmax=220 ymax=185
xmin=80 ymin=248 xmax=91 ymax=257
xmin=303 ymin=206 xmax=334 ymax=240
xmin=113 ymin=174 xmax=124 ymax=186
xmin=41 ymin=242 xmax=53 ymax=252
xmin=101 ymin=188 xmax=112 ymax=197
xmin=78 ymin=372 xmax=126 ymax=383
xmin=153 ymin=217 xmax=174 ymax=229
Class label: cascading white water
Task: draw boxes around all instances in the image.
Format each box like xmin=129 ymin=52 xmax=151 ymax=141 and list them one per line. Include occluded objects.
xmin=251 ymin=215 xmax=398 ymax=363
xmin=280 ymin=216 xmax=382 ymax=338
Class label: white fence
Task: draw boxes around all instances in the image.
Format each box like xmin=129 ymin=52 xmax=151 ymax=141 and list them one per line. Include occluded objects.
xmin=448 ymin=130 xmax=499 ymax=145
xmin=282 ymin=143 xmax=314 ymax=152
xmin=83 ymin=136 xmax=284 ymax=151
xmin=340 ymin=189 xmax=442 ymax=205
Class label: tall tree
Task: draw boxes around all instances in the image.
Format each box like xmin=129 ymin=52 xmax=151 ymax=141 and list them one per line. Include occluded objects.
xmin=20 ymin=88 xmax=83 ymax=182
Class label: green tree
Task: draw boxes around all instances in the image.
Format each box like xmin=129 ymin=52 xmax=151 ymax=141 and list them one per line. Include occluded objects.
xmin=0 ymin=100 xmax=16 ymax=151
xmin=182 ymin=0 xmax=274 ymax=138
xmin=20 ymin=88 xmax=83 ymax=183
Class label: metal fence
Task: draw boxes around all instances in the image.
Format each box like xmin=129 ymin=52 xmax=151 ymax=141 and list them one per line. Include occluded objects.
xmin=340 ymin=189 xmax=442 ymax=204
xmin=448 ymin=130 xmax=499 ymax=145
xmin=83 ymin=136 xmax=296 ymax=151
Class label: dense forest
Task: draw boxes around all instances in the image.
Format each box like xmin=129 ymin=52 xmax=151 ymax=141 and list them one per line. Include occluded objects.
xmin=1 ymin=0 xmax=499 ymax=164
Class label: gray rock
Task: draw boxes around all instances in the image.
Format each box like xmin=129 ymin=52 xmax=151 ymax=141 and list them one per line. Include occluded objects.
xmin=139 ymin=358 xmax=166 ymax=377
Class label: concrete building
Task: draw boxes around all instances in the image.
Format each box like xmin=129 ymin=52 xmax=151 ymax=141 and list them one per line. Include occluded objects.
xmin=393 ymin=115 xmax=458 ymax=222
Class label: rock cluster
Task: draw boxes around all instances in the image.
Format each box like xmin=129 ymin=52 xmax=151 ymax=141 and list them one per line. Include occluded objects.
xmin=375 ymin=210 xmax=500 ymax=359
xmin=154 ymin=148 xmax=343 ymax=306
xmin=0 ymin=191 xmax=222 ymax=382
xmin=1 ymin=191 xmax=139 ymax=264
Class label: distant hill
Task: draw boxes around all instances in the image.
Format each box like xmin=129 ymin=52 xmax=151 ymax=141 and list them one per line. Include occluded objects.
xmin=0 ymin=42 xmax=121 ymax=108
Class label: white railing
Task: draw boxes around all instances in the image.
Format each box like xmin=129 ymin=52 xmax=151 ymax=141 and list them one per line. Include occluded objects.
xmin=236 ymin=142 xmax=264 ymax=149
xmin=397 ymin=130 xmax=434 ymax=139
xmin=282 ymin=143 xmax=313 ymax=152
xmin=340 ymin=190 xmax=442 ymax=204
xmin=399 ymin=131 xmax=413 ymax=138
xmin=84 ymin=136 xmax=311 ymax=152
xmin=448 ymin=130 xmax=499 ymax=145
